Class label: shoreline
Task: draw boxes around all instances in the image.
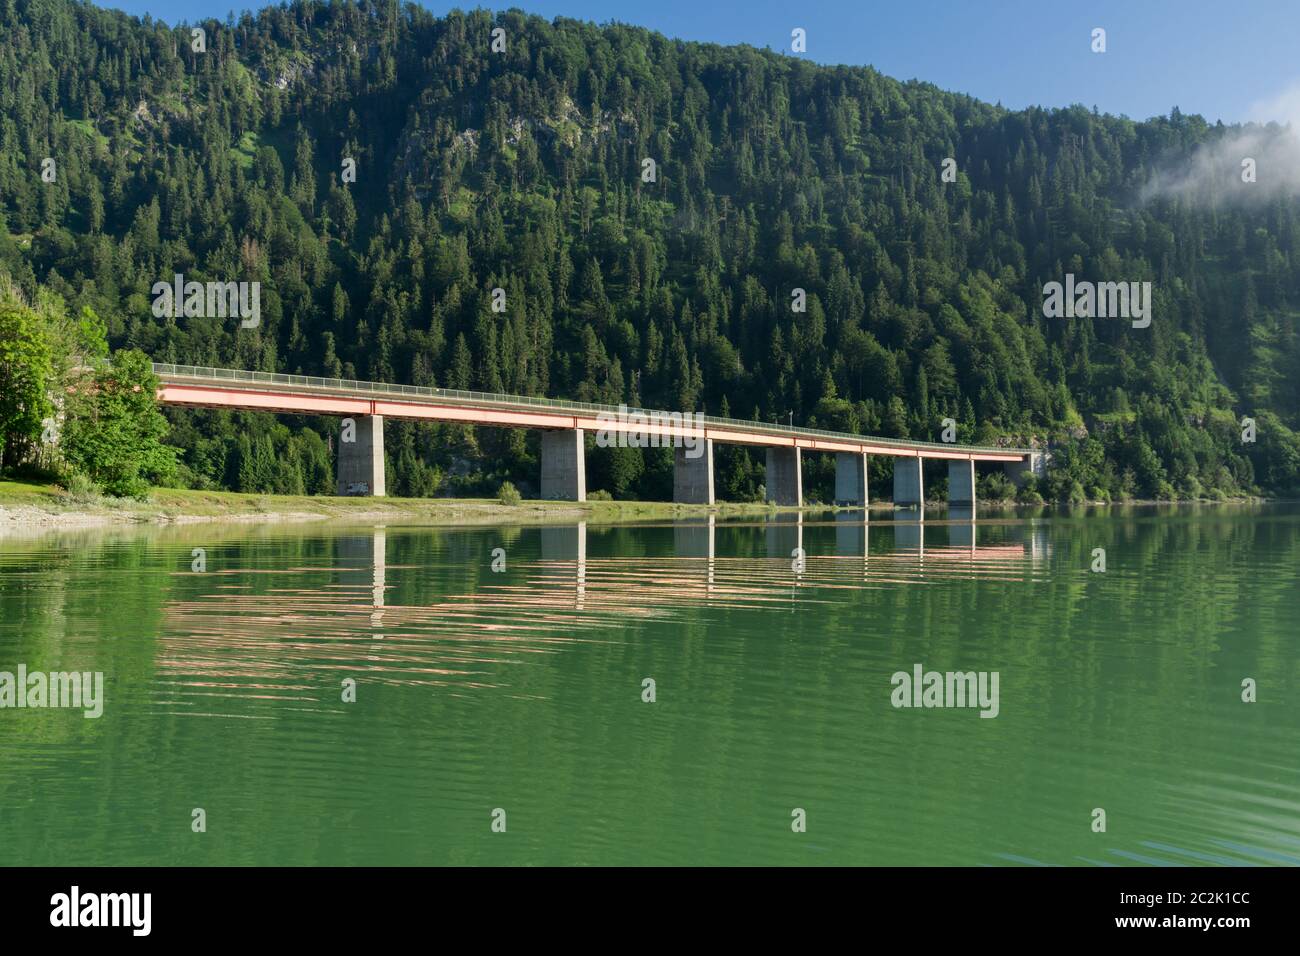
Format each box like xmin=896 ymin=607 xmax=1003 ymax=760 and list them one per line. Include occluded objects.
xmin=0 ymin=480 xmax=1273 ymax=537
xmin=0 ymin=481 xmax=816 ymax=535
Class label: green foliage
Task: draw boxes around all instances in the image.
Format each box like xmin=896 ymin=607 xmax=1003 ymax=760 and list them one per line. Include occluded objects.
xmin=60 ymin=349 xmax=177 ymax=497
xmin=60 ymin=471 xmax=103 ymax=504
xmin=590 ymin=443 xmax=645 ymax=498
xmin=1 ymin=1 xmax=1298 ymax=499
xmin=0 ymin=297 xmax=51 ymax=471
xmin=978 ymin=472 xmax=1016 ymax=502
xmin=497 ymin=480 xmax=522 ymax=506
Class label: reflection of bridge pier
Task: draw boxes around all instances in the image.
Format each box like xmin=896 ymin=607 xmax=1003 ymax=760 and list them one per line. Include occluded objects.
xmin=895 ymin=517 xmax=925 ymax=556
xmin=834 ymin=511 xmax=869 ymax=556
xmin=948 ymin=506 xmax=976 ymax=552
xmin=1022 ymin=525 xmax=1051 ymax=563
xmin=337 ymin=528 xmax=387 ymax=636
xmin=673 ymin=516 xmax=716 ymax=592
xmin=673 ymin=516 xmax=715 ymax=560
xmin=836 ymin=511 xmax=869 ymax=579
xmin=765 ymin=513 xmax=804 ymax=560
xmin=540 ymin=522 xmax=587 ymax=608
xmin=371 ymin=529 xmax=386 ymax=625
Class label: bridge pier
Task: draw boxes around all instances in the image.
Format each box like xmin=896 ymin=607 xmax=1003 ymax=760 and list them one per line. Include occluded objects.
xmin=948 ymin=458 xmax=976 ymax=508
xmin=337 ymin=414 xmax=385 ymax=496
xmin=541 ymin=428 xmax=586 ymax=501
xmin=893 ymin=456 xmax=924 ymax=513
xmin=1005 ymin=452 xmax=1045 ymax=487
xmin=765 ymin=447 xmax=803 ymax=506
xmin=673 ymin=439 xmax=715 ymax=504
xmin=834 ymin=451 xmax=869 ymax=506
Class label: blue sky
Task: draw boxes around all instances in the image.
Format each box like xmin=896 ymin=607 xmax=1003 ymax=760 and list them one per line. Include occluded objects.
xmin=94 ymin=0 xmax=1300 ymax=124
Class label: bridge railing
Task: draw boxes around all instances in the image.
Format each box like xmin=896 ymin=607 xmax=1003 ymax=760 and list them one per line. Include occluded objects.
xmin=151 ymin=362 xmax=1036 ymax=457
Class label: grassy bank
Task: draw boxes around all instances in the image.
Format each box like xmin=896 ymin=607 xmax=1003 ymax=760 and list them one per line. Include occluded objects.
xmin=0 ymin=479 xmax=820 ymax=530
xmin=1 ymin=480 xmax=1270 ymax=536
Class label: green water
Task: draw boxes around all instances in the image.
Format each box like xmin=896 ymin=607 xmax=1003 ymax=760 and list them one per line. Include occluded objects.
xmin=1 ymin=506 xmax=1297 ymax=866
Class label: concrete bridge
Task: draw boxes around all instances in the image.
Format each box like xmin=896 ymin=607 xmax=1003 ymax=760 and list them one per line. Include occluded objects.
xmin=152 ymin=363 xmax=1044 ymax=510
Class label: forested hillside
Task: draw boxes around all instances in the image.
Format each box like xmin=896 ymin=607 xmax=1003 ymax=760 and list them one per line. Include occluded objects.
xmin=3 ymin=0 xmax=1299 ymax=501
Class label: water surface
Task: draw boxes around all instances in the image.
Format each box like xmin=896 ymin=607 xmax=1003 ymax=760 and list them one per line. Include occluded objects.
xmin=1 ymin=505 xmax=1297 ymax=865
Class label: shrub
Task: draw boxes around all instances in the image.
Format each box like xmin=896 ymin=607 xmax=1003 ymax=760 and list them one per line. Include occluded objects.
xmin=60 ymin=472 xmax=103 ymax=504
xmin=497 ymin=481 xmax=522 ymax=506
xmin=1016 ymin=487 xmax=1045 ymax=505
xmin=586 ymin=489 xmax=612 ymax=501
xmin=980 ymin=473 xmax=1016 ymax=502
xmin=1179 ymin=476 xmax=1204 ymax=500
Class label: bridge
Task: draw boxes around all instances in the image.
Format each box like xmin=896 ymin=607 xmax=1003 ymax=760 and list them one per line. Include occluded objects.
xmin=151 ymin=363 xmax=1044 ymax=510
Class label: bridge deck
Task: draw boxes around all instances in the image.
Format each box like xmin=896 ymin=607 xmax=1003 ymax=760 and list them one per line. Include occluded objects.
xmin=152 ymin=363 xmax=1034 ymax=462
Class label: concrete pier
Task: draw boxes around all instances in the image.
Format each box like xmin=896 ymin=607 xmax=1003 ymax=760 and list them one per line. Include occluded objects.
xmin=541 ymin=429 xmax=586 ymax=501
xmin=1005 ymin=452 xmax=1045 ymax=487
xmin=948 ymin=458 xmax=976 ymax=507
xmin=765 ymin=447 xmax=803 ymax=506
xmin=893 ymin=457 xmax=924 ymax=512
xmin=834 ymin=452 xmax=869 ymax=506
xmin=337 ymin=415 xmax=385 ymax=496
xmin=673 ymin=439 xmax=715 ymax=504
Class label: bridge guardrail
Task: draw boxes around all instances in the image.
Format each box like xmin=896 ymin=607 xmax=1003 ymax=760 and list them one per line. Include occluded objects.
xmin=151 ymin=362 xmax=1036 ymax=457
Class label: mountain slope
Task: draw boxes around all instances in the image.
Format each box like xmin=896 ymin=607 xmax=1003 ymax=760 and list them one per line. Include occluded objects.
xmin=2 ymin=0 xmax=1298 ymax=499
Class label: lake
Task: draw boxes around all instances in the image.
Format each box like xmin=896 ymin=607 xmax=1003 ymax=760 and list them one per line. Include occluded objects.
xmin=1 ymin=505 xmax=1297 ymax=865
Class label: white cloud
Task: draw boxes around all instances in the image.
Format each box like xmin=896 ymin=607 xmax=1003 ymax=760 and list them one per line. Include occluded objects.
xmin=1141 ymin=80 xmax=1300 ymax=203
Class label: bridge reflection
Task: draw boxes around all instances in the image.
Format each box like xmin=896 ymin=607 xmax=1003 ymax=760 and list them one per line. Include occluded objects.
xmin=156 ymin=517 xmax=1052 ymax=706
xmin=334 ymin=516 xmax=1052 ymax=609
